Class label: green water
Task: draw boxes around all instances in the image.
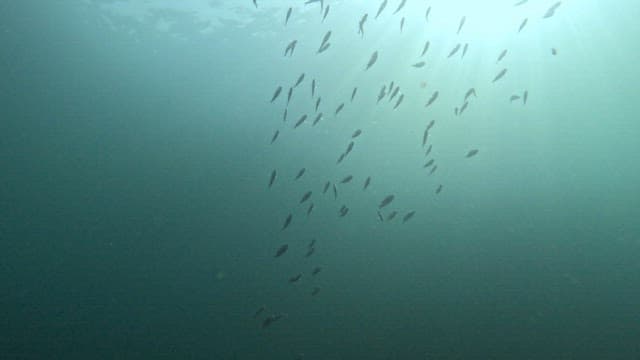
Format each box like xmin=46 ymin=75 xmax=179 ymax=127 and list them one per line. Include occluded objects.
xmin=1 ymin=1 xmax=639 ymax=359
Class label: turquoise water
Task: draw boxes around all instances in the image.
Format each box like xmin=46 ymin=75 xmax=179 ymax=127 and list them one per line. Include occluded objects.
xmin=1 ymin=1 xmax=639 ymax=359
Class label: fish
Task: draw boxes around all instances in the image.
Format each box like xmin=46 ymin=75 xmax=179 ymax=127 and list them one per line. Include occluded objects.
xmin=389 ymin=86 xmax=400 ymax=102
xmin=425 ymin=6 xmax=431 ymax=22
xmin=262 ymin=313 xmax=284 ymax=329
xmin=551 ymin=48 xmax=557 ymax=56
xmin=317 ymin=42 xmax=330 ymax=53
xmin=332 ymin=184 xmax=338 ymax=199
xmin=253 ymin=305 xmax=265 ymax=318
xmin=351 ymin=87 xmax=358 ymax=102
xmin=315 ymin=97 xmax=321 ymax=112
xmin=459 ymin=101 xmax=468 ymax=115
xmin=386 ymin=211 xmax=397 ymax=221
xmin=289 ymin=273 xmax=302 ymax=283
xmin=523 ymin=90 xmax=528 ymax=105
xmin=425 ymin=91 xmax=439 ymax=107
xmin=400 ymin=17 xmax=405 ymax=32
xmin=457 ymin=16 xmax=466 ymax=35
xmin=311 ymin=79 xmax=316 ymax=97
xmin=496 ymin=49 xmax=507 ymax=63
xmin=294 ymin=114 xmax=307 ymax=128
xmin=366 ymin=51 xmax=378 ymax=70
xmin=518 ymin=18 xmax=528 ymax=32
xmin=509 ymin=95 xmax=521 ymax=102
xmin=492 ymin=68 xmax=507 ymax=83
xmin=389 ymin=81 xmax=395 ymax=91
xmin=300 ymin=191 xmax=312 ymax=204
xmin=345 ymin=141 xmax=354 ymax=154
xmin=287 ymin=87 xmax=293 ymax=105
xmin=270 ymin=130 xmax=279 ymax=144
xmin=429 ymin=165 xmax=438 ymax=175
xmin=377 ymin=211 xmax=384 ymax=222
xmin=393 ymin=94 xmax=404 ymax=110
xmin=305 ymin=247 xmax=315 ymax=257
xmin=307 ymin=203 xmax=314 ymax=216
xmin=420 ymin=41 xmax=430 ymax=57
xmin=323 ymin=181 xmax=331 ymax=194
xmin=376 ymin=85 xmax=387 ymax=103
xmin=425 ymin=144 xmax=432 ymax=156
xmin=423 ymin=159 xmax=434 ymax=168
xmin=322 ymin=5 xmax=330 ymax=21
xmin=308 ymin=239 xmax=316 ymax=248
xmin=352 ymin=129 xmax=362 ymax=138
xmin=295 ymin=168 xmax=306 ymax=180
xmin=363 ymin=176 xmax=371 ymax=190
xmin=412 ymin=61 xmax=426 ymax=68
xmin=335 ymin=103 xmax=344 ymax=116
xmin=252 ymin=0 xmax=257 ymax=8
xmin=375 ymin=0 xmax=387 ymax=19
xmin=294 ymin=73 xmax=305 ymax=87
xmin=283 ymin=108 xmax=288 ymax=122
xmin=393 ymin=0 xmax=406 ymax=14
xmin=435 ymin=184 xmax=443 ymax=194
xmin=464 ymin=88 xmax=476 ymax=101
xmin=340 ymin=175 xmax=353 ymax=184
xmin=311 ymin=287 xmax=320 ymax=296
xmin=543 ymin=2 xmax=561 ymax=18
xmin=358 ymin=13 xmax=368 ymax=37
xmin=339 ymin=205 xmax=349 ymax=217
xmin=285 ymin=7 xmax=292 ymax=25
xmin=284 ymin=40 xmax=297 ymax=56
xmin=337 ymin=152 xmax=346 ymax=164
xmin=319 ymin=31 xmax=331 ymax=50
xmin=466 ymin=149 xmax=479 ymax=158
xmin=447 ymin=43 xmax=461 ymax=58
xmin=427 ymin=119 xmax=435 ymax=130
xmin=268 ymin=170 xmax=276 ymax=188
xmin=379 ymin=194 xmax=395 ymax=209
xmin=454 ymin=107 xmax=459 ymax=116
xmin=275 ymin=244 xmax=289 ymax=257
xmin=402 ymin=211 xmax=416 ymax=223
xmin=422 ymin=128 xmax=430 ymax=147
xmin=461 ymin=43 xmax=468 ymax=59
xmin=312 ymin=112 xmax=323 ymax=126
xmin=270 ymin=86 xmax=282 ymax=103
xmin=312 ymin=267 xmax=322 ymax=275
xmin=281 ymin=214 xmax=293 ymax=230
xmin=514 ymin=0 xmax=527 ymax=5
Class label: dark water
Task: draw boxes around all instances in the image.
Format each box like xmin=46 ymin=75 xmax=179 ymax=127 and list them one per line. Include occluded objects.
xmin=1 ymin=1 xmax=639 ymax=359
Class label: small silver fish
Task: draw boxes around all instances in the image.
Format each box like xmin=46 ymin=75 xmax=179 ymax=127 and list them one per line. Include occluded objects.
xmin=435 ymin=184 xmax=443 ymax=194
xmin=425 ymin=91 xmax=439 ymax=107
xmin=335 ymin=103 xmax=344 ymax=115
xmin=268 ymin=170 xmax=276 ymax=188
xmin=393 ymin=0 xmax=406 ymax=14
xmin=400 ymin=17 xmax=405 ymax=32
xmin=345 ymin=141 xmax=354 ymax=154
xmin=294 ymin=114 xmax=307 ymax=128
xmin=393 ymin=94 xmax=404 ymax=110
xmin=447 ymin=43 xmax=461 ymax=58
xmin=457 ymin=16 xmax=466 ymax=35
xmin=315 ymin=97 xmax=321 ymax=112
xmin=358 ymin=13 xmax=368 ymax=37
xmin=352 ymin=129 xmax=362 ymax=138
xmin=464 ymin=88 xmax=476 ymax=101
xmin=420 ymin=41 xmax=430 ymax=57
xmin=543 ymin=2 xmax=561 ymax=18
xmin=379 ymin=194 xmax=395 ymax=209
xmin=295 ymin=168 xmax=306 ymax=180
xmin=307 ymin=203 xmax=314 ymax=216
xmin=366 ymin=51 xmax=378 ymax=70
xmin=340 ymin=175 xmax=353 ymax=184
xmin=387 ymin=211 xmax=397 ymax=221
xmin=425 ymin=6 xmax=431 ymax=22
xmin=287 ymin=87 xmax=293 ymax=105
xmin=412 ymin=61 xmax=426 ymax=68
xmin=284 ymin=40 xmax=297 ymax=56
xmin=285 ymin=7 xmax=292 ymax=25
xmin=375 ymin=0 xmax=387 ymax=19
xmin=466 ymin=149 xmax=479 ymax=158
xmin=294 ymin=73 xmax=305 ymax=87
xmin=311 ymin=79 xmax=316 ymax=97
xmin=492 ymin=68 xmax=507 ymax=83
xmin=496 ymin=49 xmax=507 ymax=63
xmin=459 ymin=101 xmax=468 ymax=115
xmin=363 ymin=176 xmax=371 ymax=190
xmin=312 ymin=112 xmax=323 ymax=126
xmin=523 ymin=90 xmax=528 ymax=105
xmin=281 ymin=214 xmax=292 ymax=230
xmin=509 ymin=95 xmax=521 ymax=102
xmin=322 ymin=5 xmax=330 ymax=21
xmin=270 ymin=86 xmax=282 ymax=103
xmin=323 ymin=181 xmax=330 ymax=194
xmin=270 ymin=130 xmax=279 ymax=144
xmin=423 ymin=159 xmax=435 ymax=168
xmin=402 ymin=211 xmax=415 ymax=223
xmin=351 ymin=87 xmax=358 ymax=102
xmin=518 ymin=18 xmax=528 ymax=32
xmin=275 ymin=244 xmax=288 ymax=257
xmin=300 ymin=191 xmax=312 ymax=204
xmin=461 ymin=43 xmax=468 ymax=59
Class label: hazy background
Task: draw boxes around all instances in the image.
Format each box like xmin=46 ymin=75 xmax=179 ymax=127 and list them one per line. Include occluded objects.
xmin=1 ymin=1 xmax=639 ymax=359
